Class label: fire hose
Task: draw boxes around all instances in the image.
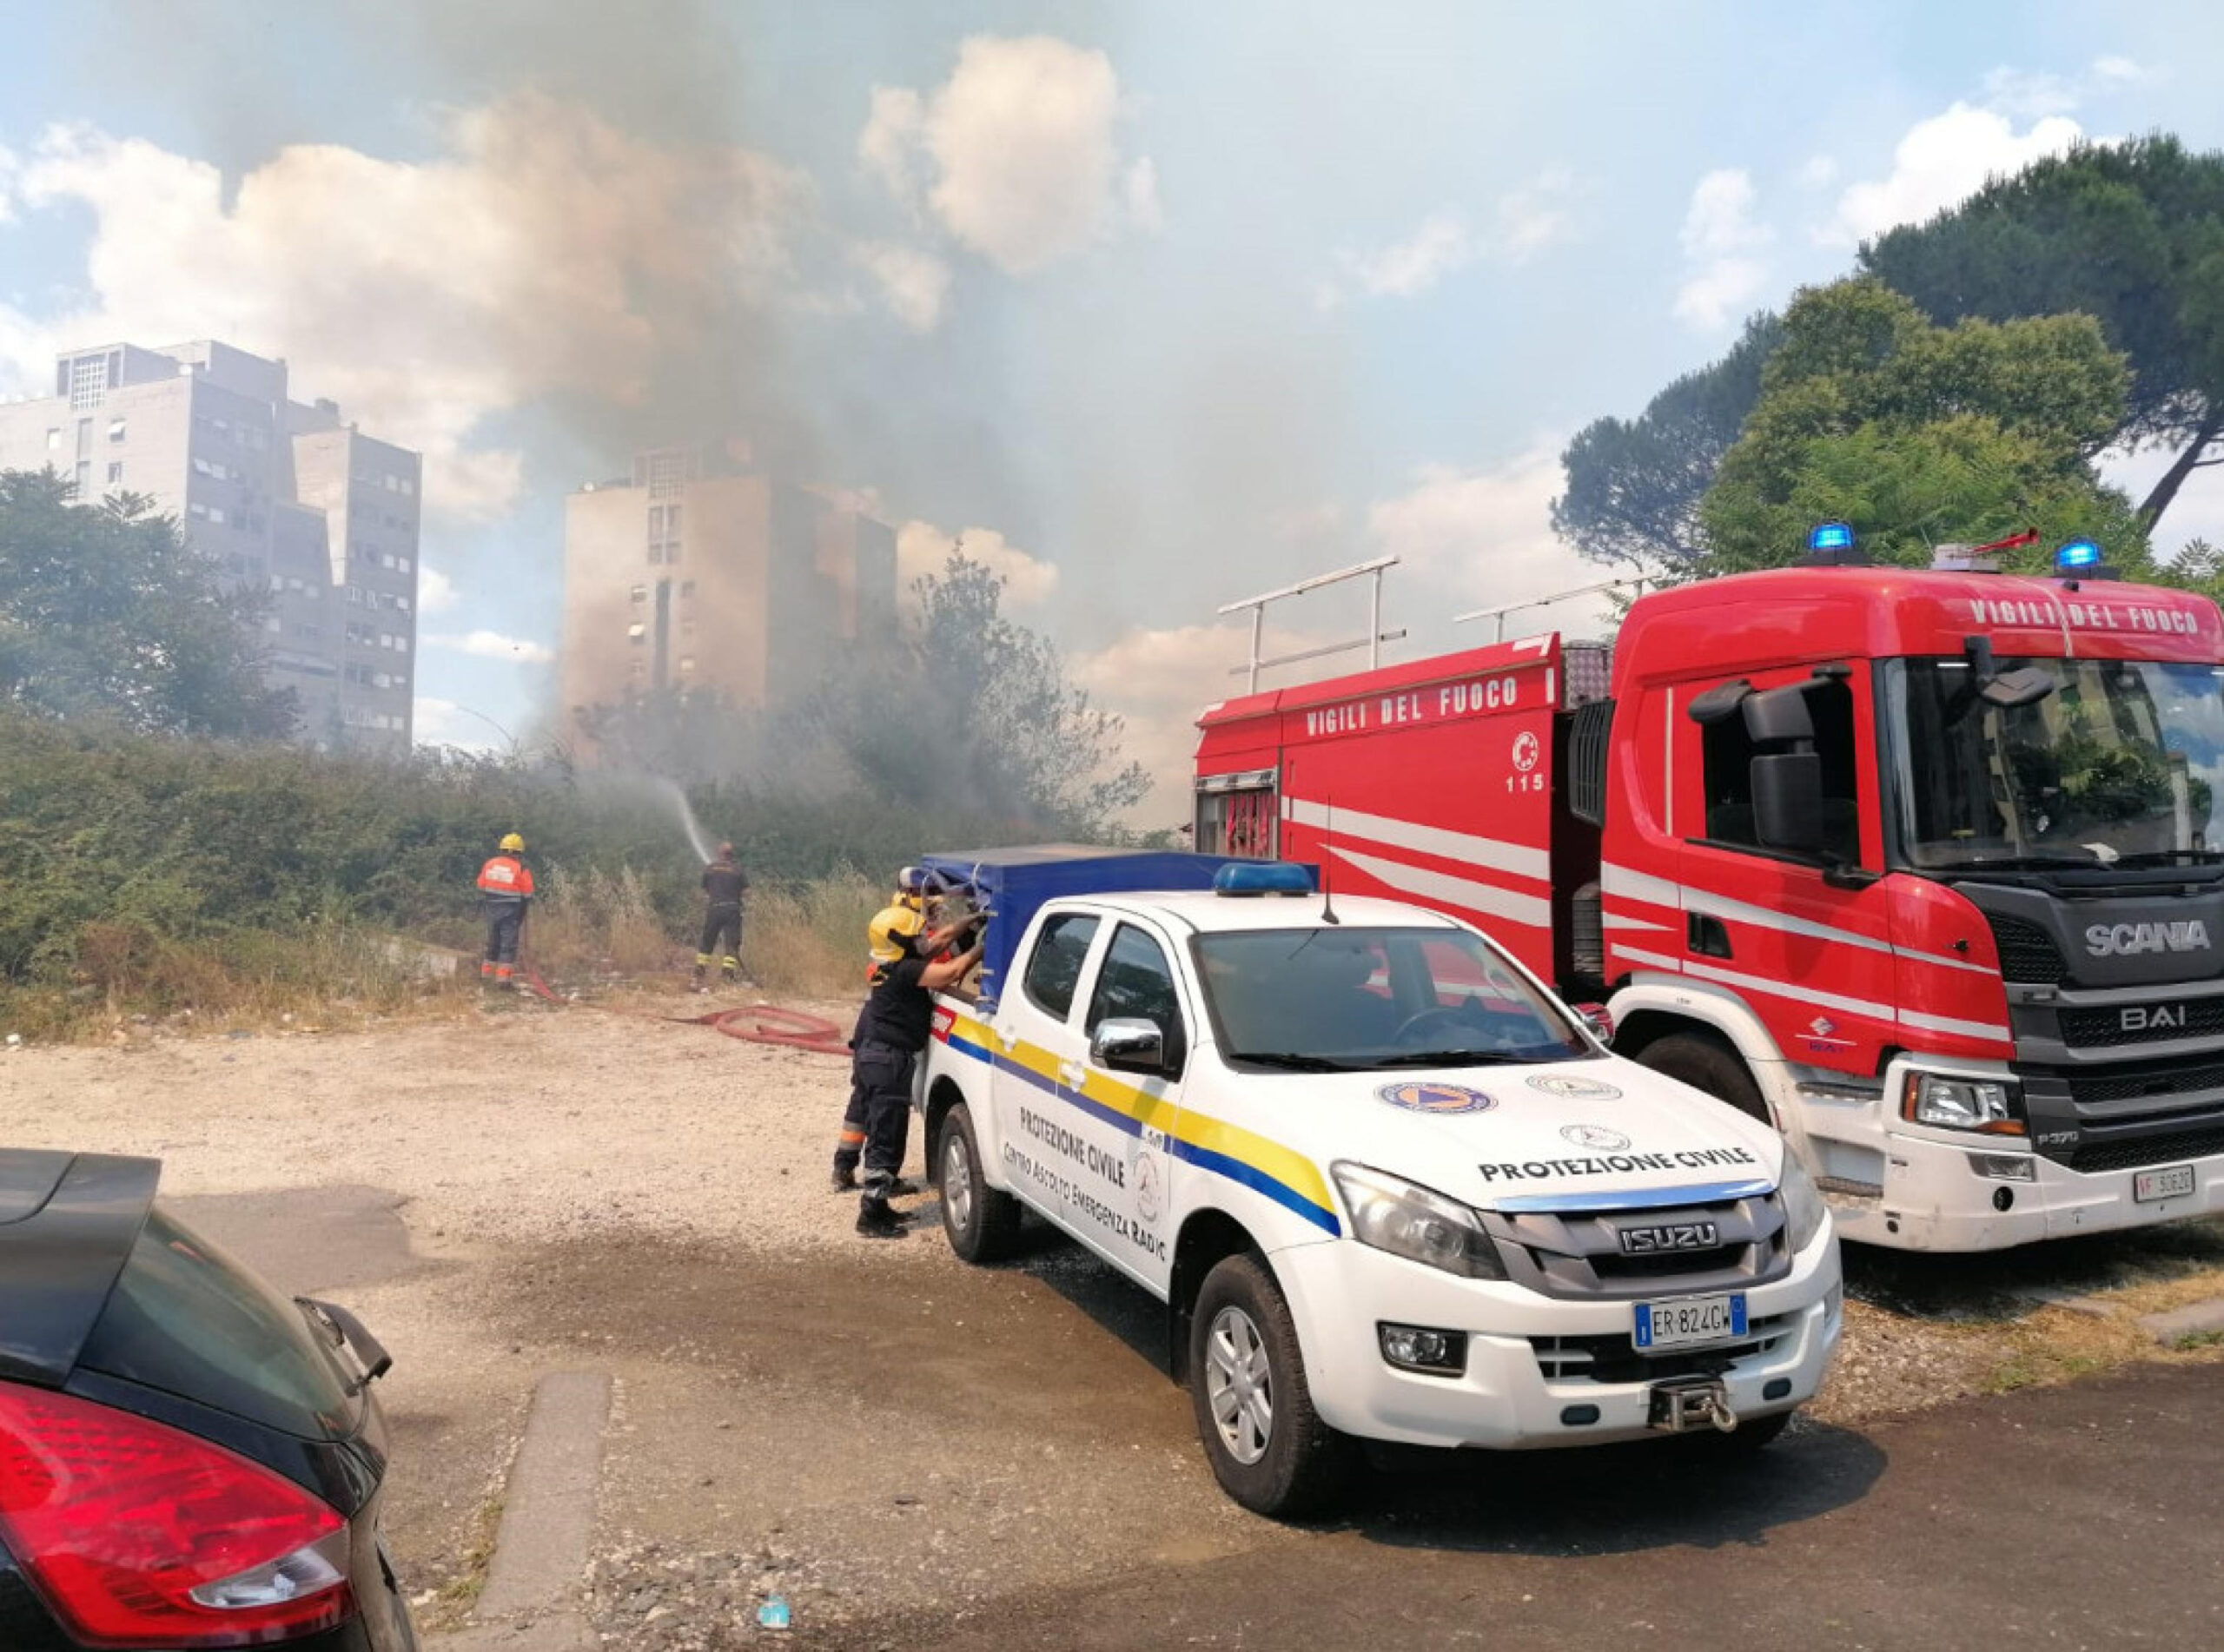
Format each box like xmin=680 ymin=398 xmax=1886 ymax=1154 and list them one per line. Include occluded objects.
xmin=509 ymin=921 xmax=851 ymax=1057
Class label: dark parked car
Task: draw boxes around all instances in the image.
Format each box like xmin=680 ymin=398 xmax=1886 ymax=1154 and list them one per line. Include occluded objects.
xmin=0 ymin=1150 xmax=417 ymax=1650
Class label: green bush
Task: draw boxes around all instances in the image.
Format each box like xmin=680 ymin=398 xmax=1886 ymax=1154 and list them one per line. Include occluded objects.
xmin=0 ymin=712 xmax=1044 ymax=1026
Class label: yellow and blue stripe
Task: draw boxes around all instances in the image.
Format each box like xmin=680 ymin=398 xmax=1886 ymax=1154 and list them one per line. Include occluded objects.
xmin=936 ymin=1012 xmax=1340 ymax=1235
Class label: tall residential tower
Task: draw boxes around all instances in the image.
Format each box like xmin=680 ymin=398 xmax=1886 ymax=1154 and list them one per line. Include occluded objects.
xmin=560 ymin=439 xmax=896 ymax=747
xmin=0 ymin=340 xmax=422 ymax=750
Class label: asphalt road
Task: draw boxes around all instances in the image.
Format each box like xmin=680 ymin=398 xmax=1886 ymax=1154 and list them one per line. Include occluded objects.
xmin=877 ymin=1360 xmax=2222 ymax=1652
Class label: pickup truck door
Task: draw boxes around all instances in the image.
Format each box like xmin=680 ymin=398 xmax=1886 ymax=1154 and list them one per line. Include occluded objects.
xmin=990 ymin=909 xmax=1103 ymax=1227
xmin=1056 ymin=919 xmax=1189 ymax=1294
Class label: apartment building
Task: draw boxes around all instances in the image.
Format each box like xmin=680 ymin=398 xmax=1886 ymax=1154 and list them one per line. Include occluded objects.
xmin=0 ymin=340 xmax=423 ymax=750
xmin=560 ymin=439 xmax=897 ymax=747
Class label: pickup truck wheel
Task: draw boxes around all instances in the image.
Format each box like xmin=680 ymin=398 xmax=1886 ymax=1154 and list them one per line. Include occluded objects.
xmin=1188 ymin=1254 xmax=1354 ymax=1518
xmin=938 ymin=1103 xmax=1022 ymax=1264
xmin=1635 ymin=1033 xmax=1773 ymax=1127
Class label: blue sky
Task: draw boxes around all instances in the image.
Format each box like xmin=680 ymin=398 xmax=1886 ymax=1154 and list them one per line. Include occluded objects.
xmin=6 ymin=2 xmax=2224 ymax=810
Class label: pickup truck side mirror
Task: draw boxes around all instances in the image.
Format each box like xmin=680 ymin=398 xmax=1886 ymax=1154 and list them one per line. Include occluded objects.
xmin=1091 ymin=1018 xmax=1167 ymax=1074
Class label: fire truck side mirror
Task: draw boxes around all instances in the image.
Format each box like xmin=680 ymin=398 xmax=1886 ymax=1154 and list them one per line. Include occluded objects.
xmin=1740 ymin=684 xmax=1816 ymax=744
xmin=1751 ymin=752 xmax=1826 ymax=856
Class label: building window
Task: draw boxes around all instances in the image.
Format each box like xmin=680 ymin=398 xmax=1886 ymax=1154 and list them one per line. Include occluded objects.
xmin=646 ymin=544 xmax=664 ymax=565
xmin=106 ymin=462 xmax=124 ymax=484
xmin=269 ymin=575 xmax=286 ymax=592
xmin=208 ymin=506 xmax=226 ymax=525
xmin=45 ymin=427 xmax=61 ymax=451
xmin=678 ymin=657 xmax=696 ymax=674
xmin=398 ymin=557 xmax=412 ymax=573
xmin=627 ymin=622 xmax=647 ymax=641
xmin=189 ymin=501 xmax=208 ymax=519
xmin=395 ymin=637 xmax=407 ymax=654
xmin=678 ymin=580 xmax=695 ymax=598
xmin=69 ymin=355 xmax=108 ymax=410
xmin=630 ymin=585 xmax=647 ymax=603
xmin=264 ymin=617 xmax=282 ymax=634
xmin=107 ymin=418 xmax=127 ymax=443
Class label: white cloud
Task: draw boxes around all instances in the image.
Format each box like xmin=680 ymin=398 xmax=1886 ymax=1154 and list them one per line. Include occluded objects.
xmin=1982 ymin=55 xmax=2159 ymax=119
xmin=0 ymin=144 xmax=17 ymax=225
xmin=415 ymin=565 xmax=458 ymax=614
xmin=1354 ymin=210 xmax=1475 ymax=300
xmin=861 ymin=35 xmax=1153 ymax=275
xmin=1073 ymin=618 xmax=1328 ymax=823
xmin=851 ymin=241 xmax=952 ymax=333
xmin=1122 ymin=156 xmax=1164 ymax=234
xmin=425 ymin=629 xmax=555 ymax=664
xmin=1799 ymin=155 xmax=1840 ymax=189
xmin=410 ymin=697 xmax=502 ymax=751
xmin=1493 ymin=168 xmax=1577 ymax=258
xmin=896 ymin=519 xmax=1059 ymax=607
xmin=857 ymin=86 xmax=926 ymax=211
xmin=0 ymin=96 xmax=810 ymax=523
xmin=1366 ymin=439 xmax=1612 ymax=624
xmin=1325 ymin=173 xmax=1576 ymax=307
xmin=1673 ymin=169 xmax=1772 ymax=330
xmin=1824 ymin=102 xmax=2088 ymax=246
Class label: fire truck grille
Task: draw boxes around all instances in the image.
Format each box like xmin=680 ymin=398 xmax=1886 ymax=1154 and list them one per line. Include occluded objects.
xmin=1988 ymin=915 xmax=2069 ymax=984
xmin=1529 ymin=1314 xmax=1795 ymax=1384
xmin=2058 ymin=1000 xmax=2224 ymax=1048
xmin=2064 ymin=1058 xmax=2224 ymax=1107
xmin=1483 ymin=1193 xmax=1790 ymax=1301
xmin=2068 ymin=1123 xmax=2224 ymax=1174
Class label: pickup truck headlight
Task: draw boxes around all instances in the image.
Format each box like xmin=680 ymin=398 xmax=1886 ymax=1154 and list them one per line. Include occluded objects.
xmin=1330 ymin=1162 xmax=1506 ymax=1280
xmin=1777 ymin=1152 xmax=1828 ymax=1255
xmin=1901 ymin=1071 xmax=2024 ymax=1135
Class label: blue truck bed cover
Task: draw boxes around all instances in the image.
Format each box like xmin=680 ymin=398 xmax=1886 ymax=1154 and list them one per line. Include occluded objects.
xmin=919 ymin=845 xmax=1285 ymax=1010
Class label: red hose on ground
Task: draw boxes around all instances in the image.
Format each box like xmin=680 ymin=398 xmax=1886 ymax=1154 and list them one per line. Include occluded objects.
xmin=511 ymin=953 xmax=849 ymax=1058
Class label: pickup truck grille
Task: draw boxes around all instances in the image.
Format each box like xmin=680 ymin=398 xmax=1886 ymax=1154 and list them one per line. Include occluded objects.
xmin=1531 ymin=1313 xmax=1795 ymax=1384
xmin=2064 ymin=1057 xmax=2224 ymax=1107
xmin=1482 ymin=1191 xmax=1790 ymax=1301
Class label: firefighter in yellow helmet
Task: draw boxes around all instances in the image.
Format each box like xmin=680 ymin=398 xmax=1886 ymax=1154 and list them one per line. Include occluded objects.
xmin=834 ymin=868 xmax=984 ymax=1238
xmin=475 ymin=832 xmax=535 ymax=988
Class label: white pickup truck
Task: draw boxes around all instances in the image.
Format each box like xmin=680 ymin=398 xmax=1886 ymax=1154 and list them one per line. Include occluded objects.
xmin=917 ymin=865 xmax=1844 ymax=1516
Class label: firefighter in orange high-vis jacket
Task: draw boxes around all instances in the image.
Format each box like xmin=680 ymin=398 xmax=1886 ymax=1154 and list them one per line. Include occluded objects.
xmin=476 ymin=832 xmax=536 ymax=988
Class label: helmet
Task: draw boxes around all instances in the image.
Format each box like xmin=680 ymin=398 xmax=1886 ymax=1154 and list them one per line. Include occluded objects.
xmin=896 ymin=865 xmax=929 ymax=895
xmin=500 ymin=832 xmax=526 ymax=853
xmin=867 ymin=902 xmax=926 ymax=967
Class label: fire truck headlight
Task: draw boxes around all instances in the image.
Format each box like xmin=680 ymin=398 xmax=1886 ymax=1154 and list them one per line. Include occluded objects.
xmin=1902 ymin=1071 xmax=2025 ymax=1135
xmin=1331 ymin=1162 xmax=1507 ymax=1280
xmin=1777 ymin=1153 xmax=1828 ymax=1254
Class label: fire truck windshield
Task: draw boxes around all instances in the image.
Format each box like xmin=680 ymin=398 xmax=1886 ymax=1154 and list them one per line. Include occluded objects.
xmin=1195 ymin=926 xmax=1593 ymax=1071
xmin=1883 ymin=657 xmax=2224 ymax=871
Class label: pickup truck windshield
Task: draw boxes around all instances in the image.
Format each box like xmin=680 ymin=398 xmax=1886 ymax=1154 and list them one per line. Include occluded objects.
xmin=1883 ymin=657 xmax=2224 ymax=871
xmin=1195 ymin=926 xmax=1590 ymax=1070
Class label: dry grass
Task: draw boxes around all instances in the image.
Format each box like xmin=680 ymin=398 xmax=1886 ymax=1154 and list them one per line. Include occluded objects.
xmin=0 ymin=920 xmax=477 ymax=1044
xmin=739 ymin=869 xmax=882 ymax=998
xmin=520 ymin=862 xmax=682 ymax=981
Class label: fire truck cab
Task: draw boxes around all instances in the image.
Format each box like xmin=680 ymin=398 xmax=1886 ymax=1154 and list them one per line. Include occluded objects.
xmin=1195 ymin=543 xmax=2224 ymax=1251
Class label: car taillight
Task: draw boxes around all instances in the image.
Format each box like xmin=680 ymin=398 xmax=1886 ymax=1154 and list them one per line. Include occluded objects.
xmin=0 ymin=1381 xmax=355 ymax=1648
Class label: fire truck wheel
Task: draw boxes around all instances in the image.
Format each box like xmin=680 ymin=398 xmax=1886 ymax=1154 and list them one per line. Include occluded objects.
xmin=1188 ymin=1253 xmax=1355 ymax=1518
xmin=1635 ymin=1033 xmax=1774 ymax=1127
xmin=938 ymin=1103 xmax=1023 ymax=1264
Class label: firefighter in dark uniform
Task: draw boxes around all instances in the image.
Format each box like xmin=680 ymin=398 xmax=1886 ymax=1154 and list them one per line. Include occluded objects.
xmin=476 ymin=832 xmax=535 ymax=988
xmin=843 ymin=905 xmax=984 ymax=1239
xmin=693 ymin=843 xmax=749 ymax=991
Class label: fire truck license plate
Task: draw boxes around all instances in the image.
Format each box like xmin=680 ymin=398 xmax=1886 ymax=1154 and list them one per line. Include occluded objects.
xmin=1632 ymin=1293 xmax=1747 ymax=1351
xmin=2135 ymin=1165 xmax=2196 ymax=1203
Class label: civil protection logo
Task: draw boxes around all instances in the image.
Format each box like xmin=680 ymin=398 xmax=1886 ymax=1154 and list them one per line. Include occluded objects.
xmin=1559 ymin=1123 xmax=1632 ymax=1152
xmin=1526 ymin=1073 xmax=1624 ymax=1100
xmin=1378 ymin=1081 xmax=1497 ymax=1115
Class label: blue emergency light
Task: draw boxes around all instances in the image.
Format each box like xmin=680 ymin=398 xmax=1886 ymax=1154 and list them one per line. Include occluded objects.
xmin=2055 ymin=539 xmax=2103 ymax=572
xmin=1805 ymin=521 xmax=1864 ymax=566
xmin=1212 ymin=862 xmax=1316 ymax=897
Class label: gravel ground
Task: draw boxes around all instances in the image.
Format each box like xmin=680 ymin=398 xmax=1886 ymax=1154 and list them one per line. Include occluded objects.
xmin=8 ymin=997 xmax=2221 ymax=1648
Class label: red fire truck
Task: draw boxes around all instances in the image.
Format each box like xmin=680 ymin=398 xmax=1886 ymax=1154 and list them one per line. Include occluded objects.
xmin=1195 ymin=534 xmax=2224 ymax=1251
